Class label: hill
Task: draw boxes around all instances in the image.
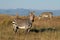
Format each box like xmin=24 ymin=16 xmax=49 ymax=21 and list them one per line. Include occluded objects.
xmin=0 ymin=8 xmax=60 ymax=16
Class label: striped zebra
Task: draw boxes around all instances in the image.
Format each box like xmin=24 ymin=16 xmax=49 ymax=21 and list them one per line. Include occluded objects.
xmin=12 ymin=13 xmax=35 ymax=33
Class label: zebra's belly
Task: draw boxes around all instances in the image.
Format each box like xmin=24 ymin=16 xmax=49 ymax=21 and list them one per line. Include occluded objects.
xmin=19 ymin=26 xmax=28 ymax=29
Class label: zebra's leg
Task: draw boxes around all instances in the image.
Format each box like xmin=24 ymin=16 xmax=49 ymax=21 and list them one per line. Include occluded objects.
xmin=12 ymin=23 xmax=19 ymax=33
xmin=25 ymin=28 xmax=31 ymax=33
xmin=13 ymin=26 xmax=19 ymax=33
xmin=26 ymin=24 xmax=32 ymax=33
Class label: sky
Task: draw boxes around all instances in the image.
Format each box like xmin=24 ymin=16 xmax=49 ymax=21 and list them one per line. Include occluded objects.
xmin=0 ymin=0 xmax=60 ymax=10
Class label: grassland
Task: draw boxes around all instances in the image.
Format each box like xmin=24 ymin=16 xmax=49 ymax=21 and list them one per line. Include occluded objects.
xmin=0 ymin=14 xmax=60 ymax=40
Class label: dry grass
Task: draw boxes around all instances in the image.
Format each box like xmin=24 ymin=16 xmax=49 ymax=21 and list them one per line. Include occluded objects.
xmin=0 ymin=14 xmax=60 ymax=40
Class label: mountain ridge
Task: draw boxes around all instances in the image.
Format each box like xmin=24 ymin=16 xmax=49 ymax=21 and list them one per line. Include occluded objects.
xmin=0 ymin=8 xmax=60 ymax=16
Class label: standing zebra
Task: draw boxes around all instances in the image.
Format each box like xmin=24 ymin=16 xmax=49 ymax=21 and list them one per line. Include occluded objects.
xmin=12 ymin=13 xmax=35 ymax=33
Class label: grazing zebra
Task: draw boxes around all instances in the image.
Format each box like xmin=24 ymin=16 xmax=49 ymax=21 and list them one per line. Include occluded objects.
xmin=39 ymin=12 xmax=53 ymax=19
xmin=12 ymin=13 xmax=35 ymax=33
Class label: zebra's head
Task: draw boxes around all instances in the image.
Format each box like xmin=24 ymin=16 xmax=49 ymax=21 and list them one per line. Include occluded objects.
xmin=29 ymin=12 xmax=35 ymax=22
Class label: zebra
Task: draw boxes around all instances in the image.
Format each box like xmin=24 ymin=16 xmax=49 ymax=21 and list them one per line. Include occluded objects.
xmin=39 ymin=12 xmax=53 ymax=19
xmin=12 ymin=13 xmax=35 ymax=33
